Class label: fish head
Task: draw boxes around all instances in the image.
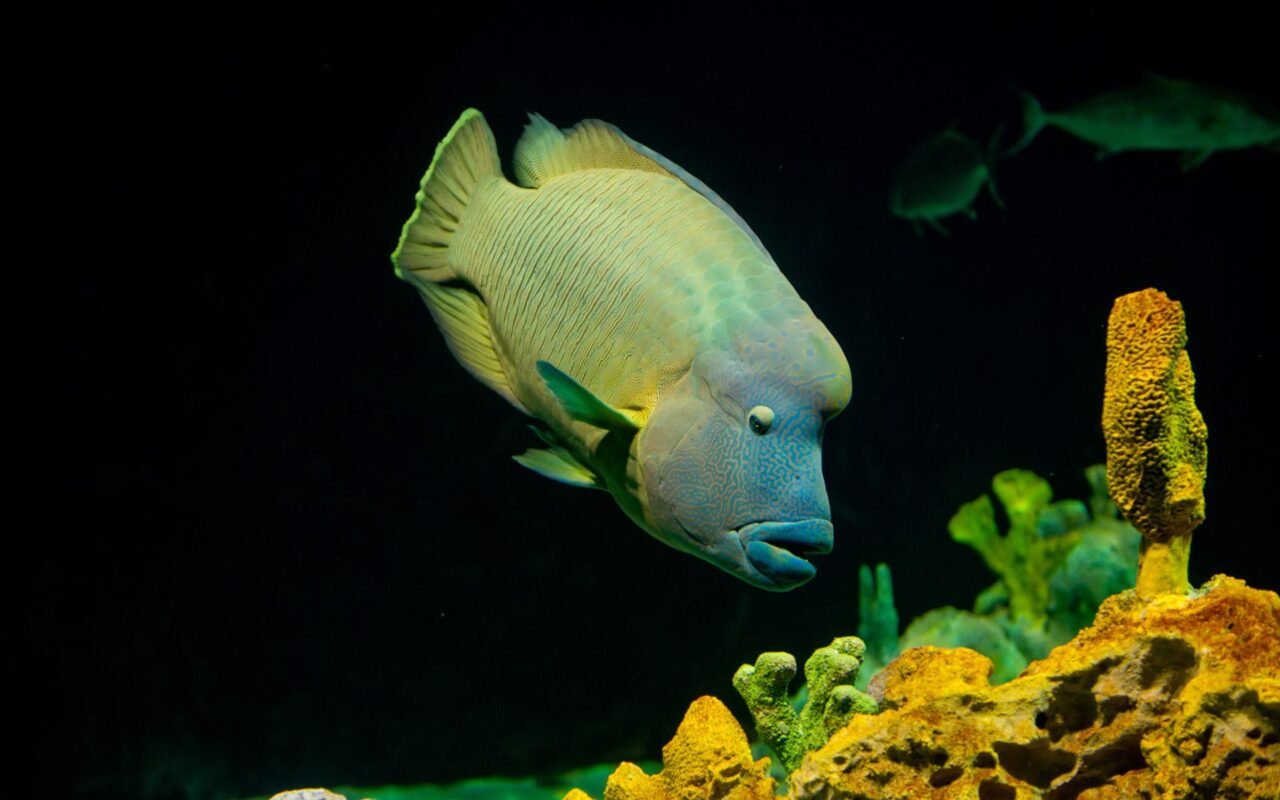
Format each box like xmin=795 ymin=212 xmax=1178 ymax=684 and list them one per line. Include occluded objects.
xmin=637 ymin=322 xmax=851 ymax=590
xmin=1220 ymin=93 xmax=1280 ymax=147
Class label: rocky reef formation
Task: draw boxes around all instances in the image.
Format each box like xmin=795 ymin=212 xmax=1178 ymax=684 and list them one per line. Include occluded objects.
xmin=791 ymin=575 xmax=1279 ymax=799
xmin=554 ymin=575 xmax=1278 ymax=799
xmin=565 ymin=696 xmax=776 ymax=800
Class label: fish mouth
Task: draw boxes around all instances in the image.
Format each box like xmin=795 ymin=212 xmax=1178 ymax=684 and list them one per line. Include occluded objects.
xmin=735 ymin=519 xmax=833 ymax=587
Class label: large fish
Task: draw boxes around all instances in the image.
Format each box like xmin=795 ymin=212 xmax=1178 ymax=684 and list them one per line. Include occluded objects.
xmin=1005 ymin=76 xmax=1280 ymax=169
xmin=391 ymin=110 xmax=851 ymax=590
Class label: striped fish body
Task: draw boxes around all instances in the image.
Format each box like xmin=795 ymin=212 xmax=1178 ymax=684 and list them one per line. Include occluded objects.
xmin=393 ymin=111 xmax=851 ymax=590
xmin=457 ymin=168 xmax=807 ymax=432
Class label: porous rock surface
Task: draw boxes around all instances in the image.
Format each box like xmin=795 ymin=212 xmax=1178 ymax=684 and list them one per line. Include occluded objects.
xmin=789 ymin=575 xmax=1279 ymax=799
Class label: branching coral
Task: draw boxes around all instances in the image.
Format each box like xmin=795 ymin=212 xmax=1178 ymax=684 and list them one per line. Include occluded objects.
xmin=855 ymin=563 xmax=900 ymax=683
xmin=732 ymin=637 xmax=878 ymax=773
xmin=1102 ymin=287 xmax=1208 ymax=596
xmin=947 ymin=468 xmax=1089 ymax=632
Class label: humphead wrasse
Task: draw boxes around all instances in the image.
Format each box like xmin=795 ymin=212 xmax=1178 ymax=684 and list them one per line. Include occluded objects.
xmin=391 ymin=110 xmax=851 ymax=590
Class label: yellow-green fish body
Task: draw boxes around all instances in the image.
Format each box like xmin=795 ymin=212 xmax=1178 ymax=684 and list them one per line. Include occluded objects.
xmin=393 ymin=110 xmax=851 ymax=589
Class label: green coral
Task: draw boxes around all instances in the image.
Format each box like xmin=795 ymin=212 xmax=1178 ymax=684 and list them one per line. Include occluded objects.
xmin=856 ymin=467 xmax=1140 ymax=684
xmin=854 ymin=563 xmax=900 ymax=689
xmin=1085 ymin=463 xmax=1117 ymax=519
xmin=1045 ymin=515 xmax=1140 ymax=641
xmin=732 ymin=636 xmax=878 ymax=773
xmin=948 ymin=468 xmax=1088 ymax=630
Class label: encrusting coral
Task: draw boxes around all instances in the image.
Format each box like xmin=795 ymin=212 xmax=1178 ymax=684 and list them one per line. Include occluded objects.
xmin=1103 ymin=288 xmax=1207 ymax=597
xmin=732 ymin=637 xmax=878 ymax=773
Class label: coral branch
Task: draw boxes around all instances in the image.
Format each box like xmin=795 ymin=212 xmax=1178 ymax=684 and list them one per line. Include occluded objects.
xmin=733 ymin=637 xmax=878 ymax=773
xmin=947 ymin=469 xmax=1086 ymax=628
xmin=856 ymin=563 xmax=900 ymax=682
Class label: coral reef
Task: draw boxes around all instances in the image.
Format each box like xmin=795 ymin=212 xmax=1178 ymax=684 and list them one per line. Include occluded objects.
xmin=566 ymin=696 xmax=775 ymax=800
xmin=732 ymin=637 xmax=878 ymax=773
xmin=789 ymin=575 xmax=1280 ymax=799
xmin=1103 ymin=288 xmax=1207 ymax=596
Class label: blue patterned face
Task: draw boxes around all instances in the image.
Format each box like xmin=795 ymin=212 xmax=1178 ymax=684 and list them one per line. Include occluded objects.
xmin=638 ymin=336 xmax=851 ymax=590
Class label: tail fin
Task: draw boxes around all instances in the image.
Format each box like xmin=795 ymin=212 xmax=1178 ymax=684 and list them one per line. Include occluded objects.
xmin=1000 ymin=87 xmax=1047 ymax=158
xmin=392 ymin=109 xmax=501 ymax=285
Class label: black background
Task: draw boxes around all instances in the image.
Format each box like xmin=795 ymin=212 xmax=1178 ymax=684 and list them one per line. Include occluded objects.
xmin=19 ymin=5 xmax=1276 ymax=799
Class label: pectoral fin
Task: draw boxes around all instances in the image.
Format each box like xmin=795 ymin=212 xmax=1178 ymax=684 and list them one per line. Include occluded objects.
xmin=512 ymin=445 xmax=603 ymax=489
xmin=536 ymin=361 xmax=640 ymax=432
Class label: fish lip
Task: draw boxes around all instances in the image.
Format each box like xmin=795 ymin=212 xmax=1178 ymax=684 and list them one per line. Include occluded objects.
xmin=735 ymin=519 xmax=834 ymax=556
xmin=735 ymin=519 xmax=833 ymax=588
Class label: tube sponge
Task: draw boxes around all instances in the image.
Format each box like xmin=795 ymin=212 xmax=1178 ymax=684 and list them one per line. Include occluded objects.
xmin=1102 ymin=288 xmax=1207 ymax=595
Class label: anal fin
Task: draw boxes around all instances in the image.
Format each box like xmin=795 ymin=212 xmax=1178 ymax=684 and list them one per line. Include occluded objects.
xmin=417 ymin=281 xmax=528 ymax=413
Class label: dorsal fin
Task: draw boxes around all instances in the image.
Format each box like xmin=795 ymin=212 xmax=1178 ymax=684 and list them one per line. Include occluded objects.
xmin=513 ymin=114 xmax=774 ymax=260
xmin=514 ymin=115 xmax=671 ymax=187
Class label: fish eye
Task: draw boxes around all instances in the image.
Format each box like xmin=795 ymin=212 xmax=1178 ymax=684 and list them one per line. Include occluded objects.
xmin=747 ymin=405 xmax=775 ymax=435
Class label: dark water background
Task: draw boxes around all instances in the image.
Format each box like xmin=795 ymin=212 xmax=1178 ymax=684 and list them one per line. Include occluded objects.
xmin=18 ymin=6 xmax=1276 ymax=798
